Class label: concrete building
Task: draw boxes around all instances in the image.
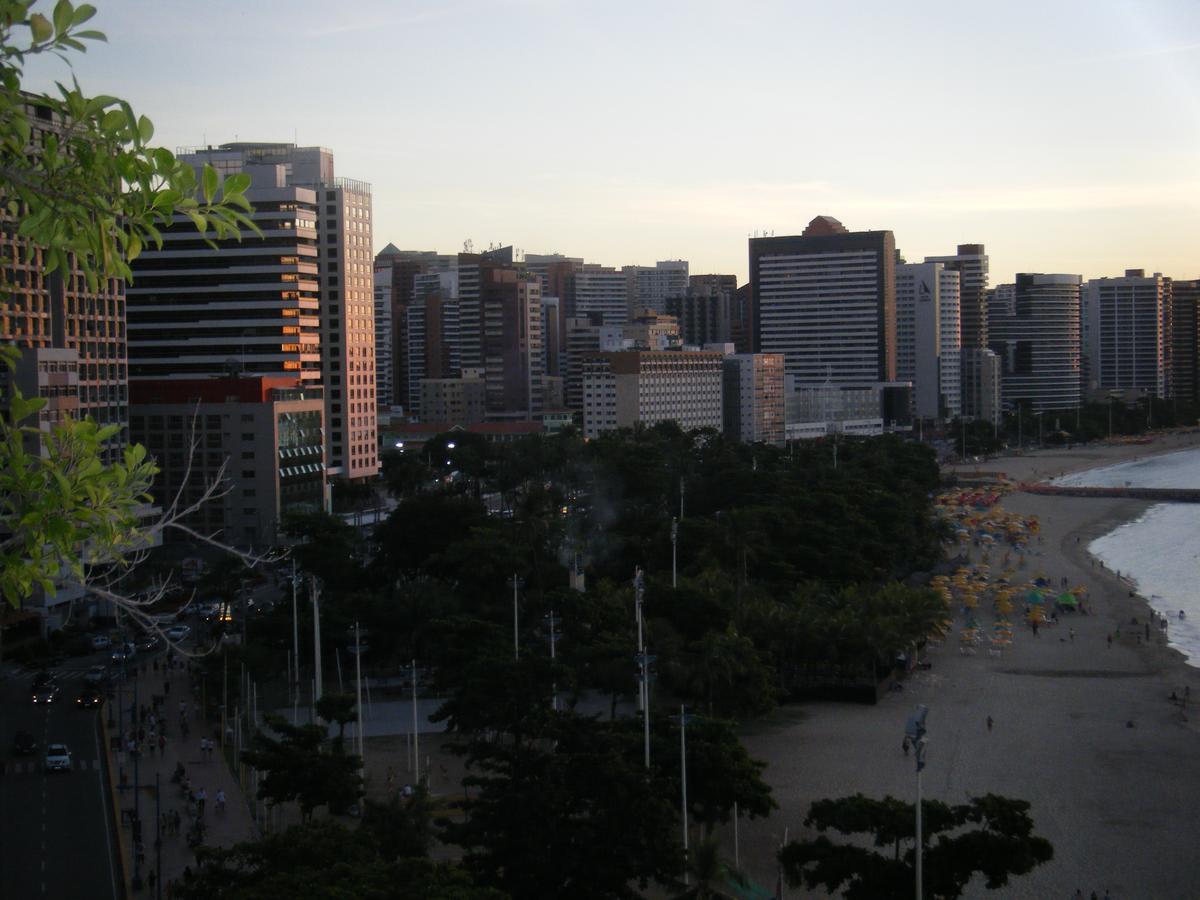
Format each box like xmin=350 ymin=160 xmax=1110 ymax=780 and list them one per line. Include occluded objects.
xmin=667 ymin=277 xmax=737 ymax=348
xmin=373 ymin=269 xmax=394 ymax=408
xmin=568 ymin=267 xmax=628 ymax=326
xmin=623 ymin=260 xmax=689 ymax=315
xmin=1 ymin=96 xmax=128 ymax=463
xmin=482 ymin=268 xmax=544 ymax=419
xmin=175 ymin=142 xmax=377 ymax=480
xmin=895 ymin=262 xmax=961 ymax=419
xmin=961 ymin=348 xmax=1002 ymax=427
xmin=988 ymin=274 xmax=1082 ymax=412
xmin=1083 ymin=270 xmax=1168 ymax=397
xmin=750 ymin=215 xmax=896 ymax=385
xmin=722 ymin=353 xmax=785 ymax=445
xmin=784 ymin=381 xmax=885 ymax=439
xmin=456 ymin=246 xmax=514 ymax=373
xmin=129 ymin=376 xmax=325 ymax=549
xmin=417 ymin=371 xmax=486 ymax=425
xmin=1171 ymin=280 xmax=1200 ymax=404
xmin=925 ymin=244 xmax=988 ymax=350
xmin=581 ymin=350 xmax=723 ymax=438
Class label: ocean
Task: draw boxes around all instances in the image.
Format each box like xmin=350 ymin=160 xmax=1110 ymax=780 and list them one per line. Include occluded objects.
xmin=1054 ymin=448 xmax=1200 ymax=664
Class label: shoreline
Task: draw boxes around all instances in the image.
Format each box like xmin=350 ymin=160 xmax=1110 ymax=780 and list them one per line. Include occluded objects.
xmin=734 ymin=430 xmax=1200 ymax=898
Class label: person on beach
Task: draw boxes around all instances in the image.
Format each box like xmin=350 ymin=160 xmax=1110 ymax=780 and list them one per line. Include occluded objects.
xmin=1069 ymin=627 xmax=1075 ymax=642
xmin=1107 ymin=634 xmax=1113 ymax=649
xmin=987 ymin=715 xmax=994 ymax=732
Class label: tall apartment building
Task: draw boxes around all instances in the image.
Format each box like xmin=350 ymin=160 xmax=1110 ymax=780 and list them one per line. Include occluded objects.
xmin=1171 ymin=281 xmax=1200 ymax=403
xmin=541 ymin=295 xmax=563 ymax=378
xmin=176 ymin=143 xmax=377 ymax=480
xmin=1083 ymin=269 xmax=1168 ymax=397
xmin=895 ymin=262 xmax=961 ymax=419
xmin=1 ymin=96 xmax=128 ymax=463
xmin=564 ymin=314 xmax=603 ymax=412
xmin=581 ymin=349 xmax=723 ymax=438
xmin=130 ymin=377 xmax=325 ymax=549
xmin=925 ymin=244 xmax=988 ymax=349
xmin=988 ymin=274 xmax=1082 ymax=412
xmin=667 ymin=278 xmax=736 ymax=348
xmin=482 ymin=268 xmax=544 ymax=419
xmin=456 ymin=246 xmax=514 ymax=373
xmin=722 ymin=353 xmax=785 ymax=445
xmin=568 ymin=267 xmax=628 ymax=326
xmin=623 ymin=260 xmax=689 ymax=315
xmin=750 ymin=215 xmax=896 ymax=385
xmin=961 ymin=348 xmax=1002 ymax=426
xmin=373 ymin=269 xmax=394 ymax=407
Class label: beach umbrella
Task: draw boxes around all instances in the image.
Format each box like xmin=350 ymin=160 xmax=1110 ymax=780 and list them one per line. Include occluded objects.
xmin=1056 ymin=593 xmax=1078 ymax=608
xmin=1026 ymin=589 xmax=1044 ymax=604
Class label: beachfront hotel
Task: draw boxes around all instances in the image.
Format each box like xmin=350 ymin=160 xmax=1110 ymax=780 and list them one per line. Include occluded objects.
xmin=988 ymin=273 xmax=1083 ymax=412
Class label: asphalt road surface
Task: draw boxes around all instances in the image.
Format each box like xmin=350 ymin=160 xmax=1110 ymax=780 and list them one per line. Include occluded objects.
xmin=0 ymin=659 xmax=120 ymax=900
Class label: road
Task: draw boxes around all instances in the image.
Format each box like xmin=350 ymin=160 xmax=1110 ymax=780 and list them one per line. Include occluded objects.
xmin=0 ymin=656 xmax=120 ymax=900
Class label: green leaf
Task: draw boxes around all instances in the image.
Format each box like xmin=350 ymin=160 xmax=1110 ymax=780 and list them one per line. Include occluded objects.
xmin=30 ymin=13 xmax=53 ymax=43
xmin=223 ymin=172 xmax=250 ymax=195
xmin=202 ymin=164 xmax=218 ymax=204
xmin=53 ymin=0 xmax=72 ymax=36
xmin=136 ymin=114 xmax=153 ymax=143
xmin=72 ymin=4 xmax=97 ymax=26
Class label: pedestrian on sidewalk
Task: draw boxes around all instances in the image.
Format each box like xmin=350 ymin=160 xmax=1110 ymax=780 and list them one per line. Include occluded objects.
xmin=159 ymin=733 xmax=166 ymax=754
xmin=197 ymin=787 xmax=207 ymax=817
xmin=215 ymin=789 xmax=225 ymax=813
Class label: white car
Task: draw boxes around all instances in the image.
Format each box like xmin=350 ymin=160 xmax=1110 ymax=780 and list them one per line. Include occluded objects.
xmin=44 ymin=743 xmax=72 ymax=772
xmin=83 ymin=665 xmax=108 ymax=685
xmin=165 ymin=625 xmax=191 ymax=642
xmin=90 ymin=634 xmax=111 ymax=651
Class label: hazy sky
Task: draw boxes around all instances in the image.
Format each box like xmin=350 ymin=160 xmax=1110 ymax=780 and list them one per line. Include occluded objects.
xmin=24 ymin=0 xmax=1200 ymax=284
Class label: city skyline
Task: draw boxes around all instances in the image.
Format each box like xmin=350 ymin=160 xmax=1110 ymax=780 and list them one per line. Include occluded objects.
xmin=22 ymin=0 xmax=1200 ymax=284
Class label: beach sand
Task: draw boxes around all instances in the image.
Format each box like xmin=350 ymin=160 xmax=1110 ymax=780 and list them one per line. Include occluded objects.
xmin=732 ymin=432 xmax=1200 ymax=899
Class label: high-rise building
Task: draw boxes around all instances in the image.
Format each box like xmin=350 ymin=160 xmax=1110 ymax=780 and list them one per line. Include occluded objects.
xmin=1 ymin=96 xmax=128 ymax=463
xmin=925 ymin=244 xmax=988 ymax=349
xmin=895 ymin=262 xmax=961 ymax=419
xmin=581 ymin=349 xmax=723 ymax=438
xmin=373 ymin=269 xmax=394 ymax=408
xmin=568 ymin=267 xmax=628 ymax=326
xmin=750 ymin=215 xmax=896 ymax=385
xmin=482 ymin=268 xmax=544 ymax=419
xmin=564 ymin=314 xmax=603 ymax=412
xmin=989 ymin=274 xmax=1082 ymax=412
xmin=722 ymin=353 xmax=785 ymax=445
xmin=175 ymin=143 xmax=377 ymax=480
xmin=1083 ymin=269 xmax=1168 ymax=397
xmin=667 ymin=277 xmax=736 ymax=348
xmin=1171 ymin=280 xmax=1200 ymax=404
xmin=961 ymin=348 xmax=1001 ymax=426
xmin=623 ymin=260 xmax=689 ymax=315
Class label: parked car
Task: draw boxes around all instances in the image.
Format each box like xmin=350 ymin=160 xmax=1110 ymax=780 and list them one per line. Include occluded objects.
xmin=75 ymin=686 xmax=105 ymax=708
xmin=89 ymin=634 xmax=111 ymax=651
xmin=13 ymin=731 xmax=37 ymax=755
xmin=83 ymin=665 xmax=108 ymax=685
xmin=32 ymin=682 xmax=61 ymax=704
xmin=31 ymin=670 xmax=57 ymax=690
xmin=165 ymin=625 xmax=191 ymax=642
xmin=44 ymin=743 xmax=72 ymax=772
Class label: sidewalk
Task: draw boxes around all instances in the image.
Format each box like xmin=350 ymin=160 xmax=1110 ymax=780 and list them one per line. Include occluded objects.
xmin=108 ymin=653 xmax=257 ymax=896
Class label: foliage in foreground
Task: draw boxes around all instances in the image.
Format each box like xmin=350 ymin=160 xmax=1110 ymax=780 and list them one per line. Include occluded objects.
xmin=780 ymin=792 xmax=1053 ymax=900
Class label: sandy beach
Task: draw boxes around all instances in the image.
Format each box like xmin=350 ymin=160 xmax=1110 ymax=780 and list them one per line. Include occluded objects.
xmin=733 ymin=431 xmax=1200 ymax=899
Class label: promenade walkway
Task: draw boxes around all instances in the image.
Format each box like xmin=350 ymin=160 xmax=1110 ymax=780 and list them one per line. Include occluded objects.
xmin=107 ymin=653 xmax=256 ymax=896
xmin=1018 ymin=482 xmax=1200 ymax=502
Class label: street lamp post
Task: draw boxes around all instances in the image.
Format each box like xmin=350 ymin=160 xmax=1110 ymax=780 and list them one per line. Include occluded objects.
xmin=544 ymin=610 xmax=560 ymax=711
xmin=634 ymin=567 xmax=651 ymax=769
xmin=291 ymin=560 xmax=300 ymax=722
xmin=673 ymin=704 xmax=697 ymax=886
xmin=509 ymin=574 xmax=524 ymax=661
xmin=905 ymin=704 xmax=930 ymax=900
xmin=311 ymin=575 xmax=323 ymax=706
xmin=670 ymin=518 xmax=678 ymax=589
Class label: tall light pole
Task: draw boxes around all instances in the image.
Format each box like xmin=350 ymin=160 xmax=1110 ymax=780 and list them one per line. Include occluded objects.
xmin=673 ymin=704 xmax=697 ymax=886
xmin=291 ymin=559 xmax=300 ymax=715
xmin=411 ymin=658 xmax=420 ymax=786
xmin=354 ymin=622 xmax=365 ymax=769
xmin=509 ymin=574 xmax=524 ymax=661
xmin=634 ymin=567 xmax=651 ymax=769
xmin=544 ymin=610 xmax=560 ymax=711
xmin=670 ymin=518 xmax=678 ymax=589
xmin=905 ymin=704 xmax=930 ymax=900
xmin=310 ymin=575 xmax=323 ymax=704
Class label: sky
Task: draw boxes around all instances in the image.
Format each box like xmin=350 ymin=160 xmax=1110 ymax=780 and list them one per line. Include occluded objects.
xmin=23 ymin=0 xmax=1200 ymax=285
